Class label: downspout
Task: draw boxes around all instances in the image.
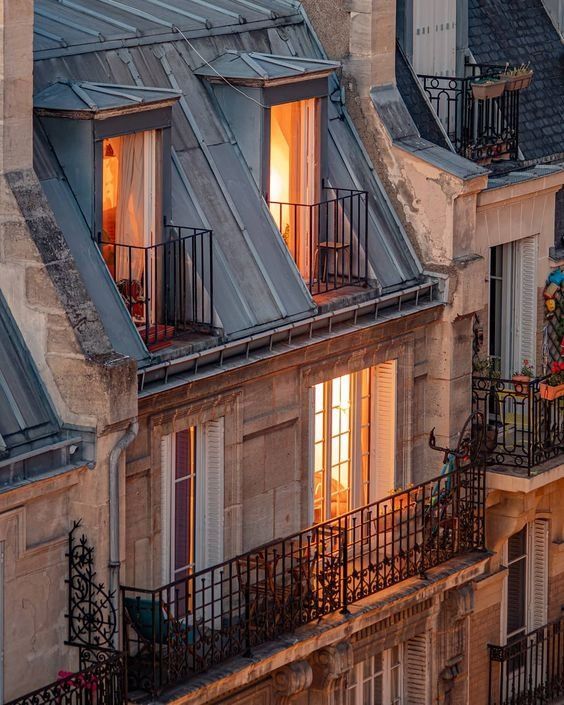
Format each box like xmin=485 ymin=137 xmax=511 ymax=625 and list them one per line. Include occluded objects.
xmin=109 ymin=420 xmax=138 ymax=648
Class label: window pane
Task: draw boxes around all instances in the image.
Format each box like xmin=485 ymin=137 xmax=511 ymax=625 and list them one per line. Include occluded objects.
xmin=508 ymin=526 xmax=527 ymax=562
xmin=507 ymin=558 xmax=526 ymax=635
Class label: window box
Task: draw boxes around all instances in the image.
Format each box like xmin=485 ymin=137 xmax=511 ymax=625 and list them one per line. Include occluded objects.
xmin=539 ymin=382 xmax=564 ymax=401
xmin=471 ymin=78 xmax=506 ymax=100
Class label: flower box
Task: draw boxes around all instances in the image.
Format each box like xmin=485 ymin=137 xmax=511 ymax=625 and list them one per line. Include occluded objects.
xmin=512 ymin=374 xmax=531 ymax=395
xmin=539 ymin=382 xmax=564 ymax=401
xmin=471 ymin=79 xmax=506 ymax=100
xmin=503 ymin=71 xmax=533 ymax=92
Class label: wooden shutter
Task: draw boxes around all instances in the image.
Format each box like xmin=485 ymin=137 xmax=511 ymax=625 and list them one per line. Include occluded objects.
xmin=413 ymin=0 xmax=456 ymax=76
xmin=515 ymin=236 xmax=538 ymax=370
xmin=405 ymin=634 xmax=429 ymax=705
xmin=200 ymin=418 xmax=224 ymax=570
xmin=160 ymin=435 xmax=172 ymax=584
xmin=529 ymin=519 xmax=548 ymax=630
xmin=372 ymin=361 xmax=397 ymax=501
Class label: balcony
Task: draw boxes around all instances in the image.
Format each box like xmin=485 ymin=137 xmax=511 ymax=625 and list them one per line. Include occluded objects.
xmin=269 ymin=186 xmax=369 ymax=296
xmin=489 ymin=617 xmax=564 ymax=705
xmin=472 ymin=376 xmax=564 ymax=476
xmin=121 ymin=464 xmax=485 ymax=696
xmin=418 ymin=64 xmax=521 ymax=164
xmin=99 ymin=225 xmax=214 ymax=350
xmin=5 ymin=651 xmax=125 ymax=705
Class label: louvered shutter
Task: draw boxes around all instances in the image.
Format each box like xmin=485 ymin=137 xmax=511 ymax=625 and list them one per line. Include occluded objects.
xmin=515 ymin=236 xmax=538 ymax=371
xmin=529 ymin=519 xmax=548 ymax=630
xmin=405 ymin=634 xmax=429 ymax=705
xmin=160 ymin=435 xmax=172 ymax=584
xmin=372 ymin=361 xmax=397 ymax=501
xmin=413 ymin=0 xmax=456 ymax=76
xmin=200 ymin=418 xmax=224 ymax=570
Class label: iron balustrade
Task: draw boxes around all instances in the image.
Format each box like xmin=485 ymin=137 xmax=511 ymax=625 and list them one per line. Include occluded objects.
xmin=472 ymin=376 xmax=564 ymax=474
xmin=98 ymin=225 xmax=213 ymax=348
xmin=121 ymin=463 xmax=485 ymax=695
xmin=5 ymin=651 xmax=126 ymax=705
xmin=489 ymin=618 xmax=564 ymax=705
xmin=418 ymin=64 xmax=520 ymax=163
xmin=269 ymin=186 xmax=369 ymax=295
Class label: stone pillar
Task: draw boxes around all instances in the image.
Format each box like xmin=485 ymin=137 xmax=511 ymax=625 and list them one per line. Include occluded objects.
xmin=309 ymin=641 xmax=354 ymax=705
xmin=273 ymin=661 xmax=313 ymax=705
xmin=0 ymin=0 xmax=34 ymax=174
xmin=347 ymin=0 xmax=397 ymax=95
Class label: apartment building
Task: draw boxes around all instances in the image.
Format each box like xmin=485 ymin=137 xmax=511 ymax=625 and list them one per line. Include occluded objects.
xmin=301 ymin=0 xmax=564 ymax=704
xmin=0 ymin=1 xmax=561 ymax=705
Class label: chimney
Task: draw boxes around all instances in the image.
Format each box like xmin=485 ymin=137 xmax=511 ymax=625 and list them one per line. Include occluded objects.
xmin=0 ymin=0 xmax=34 ymax=174
xmin=347 ymin=0 xmax=397 ymax=96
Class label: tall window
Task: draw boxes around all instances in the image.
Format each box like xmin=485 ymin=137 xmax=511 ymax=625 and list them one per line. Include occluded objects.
xmin=312 ymin=362 xmax=397 ymax=524
xmin=505 ymin=520 xmax=548 ymax=645
xmin=347 ymin=647 xmax=403 ymax=705
xmin=269 ymin=98 xmax=320 ymax=278
xmin=162 ymin=420 xmax=224 ymax=584
xmin=489 ymin=237 xmax=537 ymax=377
xmin=101 ymin=130 xmax=161 ymax=328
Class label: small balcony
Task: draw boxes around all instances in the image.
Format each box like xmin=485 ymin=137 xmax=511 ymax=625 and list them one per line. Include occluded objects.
xmin=121 ymin=463 xmax=485 ymax=696
xmin=5 ymin=651 xmax=125 ymax=705
xmin=489 ymin=617 xmax=564 ymax=705
xmin=472 ymin=376 xmax=564 ymax=476
xmin=418 ymin=64 xmax=522 ymax=164
xmin=99 ymin=225 xmax=214 ymax=350
xmin=269 ymin=185 xmax=369 ymax=296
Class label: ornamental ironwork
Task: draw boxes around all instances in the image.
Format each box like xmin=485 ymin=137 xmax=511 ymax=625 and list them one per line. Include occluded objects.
xmin=122 ymin=459 xmax=485 ymax=696
xmin=66 ymin=520 xmax=117 ymax=651
xmin=4 ymin=651 xmax=126 ymax=705
xmin=489 ymin=617 xmax=564 ymax=705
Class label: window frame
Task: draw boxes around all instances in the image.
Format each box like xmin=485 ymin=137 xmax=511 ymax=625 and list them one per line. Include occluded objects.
xmin=348 ymin=646 xmax=404 ymax=705
xmin=261 ymin=79 xmax=329 ymax=204
xmin=93 ymin=108 xmax=172 ymax=245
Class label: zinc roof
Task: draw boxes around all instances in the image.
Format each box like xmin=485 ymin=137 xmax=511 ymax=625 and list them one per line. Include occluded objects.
xmin=34 ymin=80 xmax=180 ymax=114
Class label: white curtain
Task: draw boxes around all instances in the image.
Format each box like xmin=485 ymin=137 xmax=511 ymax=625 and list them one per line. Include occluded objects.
xmin=115 ymin=133 xmax=146 ymax=282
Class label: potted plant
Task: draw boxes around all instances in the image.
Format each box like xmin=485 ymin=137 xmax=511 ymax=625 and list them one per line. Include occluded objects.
xmin=512 ymin=360 xmax=534 ymax=394
xmin=471 ymin=76 xmax=506 ymax=100
xmin=501 ymin=63 xmax=534 ymax=92
xmin=539 ymin=362 xmax=564 ymax=400
xmin=472 ymin=355 xmax=500 ymax=379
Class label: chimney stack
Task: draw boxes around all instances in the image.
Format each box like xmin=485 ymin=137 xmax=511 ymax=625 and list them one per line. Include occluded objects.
xmin=0 ymin=0 xmax=34 ymax=174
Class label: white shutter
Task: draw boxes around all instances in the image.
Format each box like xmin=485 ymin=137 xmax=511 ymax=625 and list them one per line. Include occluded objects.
xmin=200 ymin=418 xmax=224 ymax=570
xmin=529 ymin=519 xmax=548 ymax=630
xmin=515 ymin=236 xmax=538 ymax=371
xmin=413 ymin=0 xmax=456 ymax=75
xmin=160 ymin=435 xmax=172 ymax=584
xmin=372 ymin=361 xmax=397 ymax=501
xmin=405 ymin=634 xmax=429 ymax=705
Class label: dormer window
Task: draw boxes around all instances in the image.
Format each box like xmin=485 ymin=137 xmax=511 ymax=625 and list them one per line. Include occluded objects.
xmin=197 ymin=53 xmax=369 ymax=296
xmin=35 ymin=82 xmax=215 ymax=351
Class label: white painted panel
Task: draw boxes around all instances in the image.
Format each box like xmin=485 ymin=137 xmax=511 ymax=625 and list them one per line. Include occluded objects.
xmin=413 ymin=0 xmax=457 ymax=75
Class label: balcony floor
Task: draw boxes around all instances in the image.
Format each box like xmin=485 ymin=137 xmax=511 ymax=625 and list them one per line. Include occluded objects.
xmin=313 ymin=284 xmax=378 ymax=312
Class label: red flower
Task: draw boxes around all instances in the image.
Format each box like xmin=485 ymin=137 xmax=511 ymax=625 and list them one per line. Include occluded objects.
xmin=552 ymin=362 xmax=560 ymax=374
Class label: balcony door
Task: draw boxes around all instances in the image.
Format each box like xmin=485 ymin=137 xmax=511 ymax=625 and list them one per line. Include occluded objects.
xmin=489 ymin=237 xmax=537 ymax=378
xmin=311 ymin=362 xmax=397 ymax=524
xmin=101 ymin=130 xmax=160 ymax=329
xmin=269 ymin=98 xmax=320 ymax=279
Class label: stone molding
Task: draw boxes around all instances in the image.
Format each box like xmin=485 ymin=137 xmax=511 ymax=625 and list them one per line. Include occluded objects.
xmin=310 ymin=641 xmax=354 ymax=691
xmin=272 ymin=660 xmax=313 ymax=705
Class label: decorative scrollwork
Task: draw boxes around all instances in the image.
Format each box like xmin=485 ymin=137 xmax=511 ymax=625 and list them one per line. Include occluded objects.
xmin=66 ymin=520 xmax=117 ymax=651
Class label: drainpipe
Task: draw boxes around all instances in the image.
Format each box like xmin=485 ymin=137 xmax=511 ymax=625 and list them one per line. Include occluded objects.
xmin=109 ymin=420 xmax=138 ymax=648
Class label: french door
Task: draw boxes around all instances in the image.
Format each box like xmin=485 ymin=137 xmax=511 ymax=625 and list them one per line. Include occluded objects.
xmin=311 ymin=362 xmax=397 ymax=525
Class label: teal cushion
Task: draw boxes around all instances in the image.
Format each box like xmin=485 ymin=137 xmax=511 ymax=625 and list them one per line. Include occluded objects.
xmin=124 ymin=597 xmax=169 ymax=642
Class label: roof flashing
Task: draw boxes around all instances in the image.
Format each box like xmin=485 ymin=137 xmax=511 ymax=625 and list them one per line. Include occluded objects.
xmin=194 ymin=51 xmax=340 ymax=87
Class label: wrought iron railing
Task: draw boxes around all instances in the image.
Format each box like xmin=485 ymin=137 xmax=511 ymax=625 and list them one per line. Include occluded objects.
xmin=269 ymin=186 xmax=369 ymax=294
xmin=489 ymin=618 xmax=564 ymax=705
xmin=5 ymin=651 xmax=126 ymax=705
xmin=472 ymin=376 xmax=564 ymax=474
xmin=418 ymin=64 xmax=520 ymax=162
xmin=121 ymin=463 xmax=485 ymax=695
xmin=98 ymin=225 xmax=214 ymax=348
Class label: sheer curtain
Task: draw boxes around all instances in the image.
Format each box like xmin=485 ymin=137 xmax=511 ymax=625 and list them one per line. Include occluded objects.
xmin=115 ymin=132 xmax=146 ymax=282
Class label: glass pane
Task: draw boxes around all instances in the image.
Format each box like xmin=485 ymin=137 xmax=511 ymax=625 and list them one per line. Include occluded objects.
xmin=508 ymin=527 xmax=527 ymax=562
xmin=507 ymin=558 xmax=526 ymax=635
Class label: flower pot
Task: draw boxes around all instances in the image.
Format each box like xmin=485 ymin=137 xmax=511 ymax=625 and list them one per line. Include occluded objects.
xmin=503 ymin=71 xmax=533 ymax=92
xmin=539 ymin=382 xmax=564 ymax=401
xmin=471 ymin=79 xmax=506 ymax=100
xmin=512 ymin=375 xmax=531 ymax=395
